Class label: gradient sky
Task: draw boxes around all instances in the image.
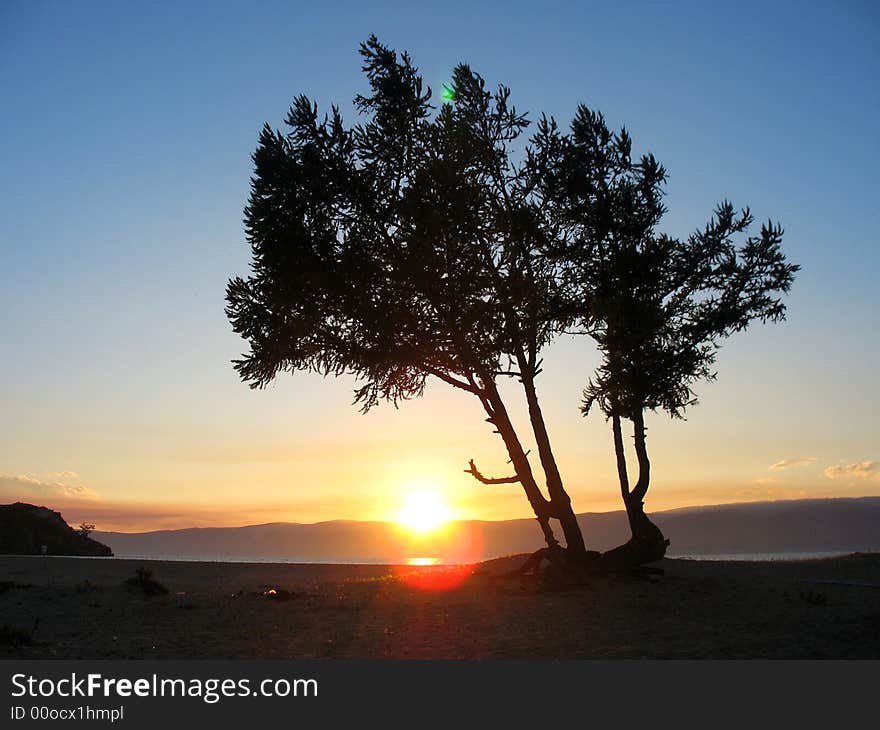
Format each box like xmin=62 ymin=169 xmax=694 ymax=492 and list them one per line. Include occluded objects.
xmin=1 ymin=1 xmax=878 ymax=532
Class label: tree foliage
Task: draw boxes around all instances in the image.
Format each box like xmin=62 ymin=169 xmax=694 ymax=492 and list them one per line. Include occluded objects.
xmin=529 ymin=107 xmax=798 ymax=422
xmin=227 ymin=36 xmax=568 ymax=410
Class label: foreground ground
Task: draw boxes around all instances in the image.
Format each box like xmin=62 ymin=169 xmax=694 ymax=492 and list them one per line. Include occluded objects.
xmin=1 ymin=553 xmax=879 ymax=659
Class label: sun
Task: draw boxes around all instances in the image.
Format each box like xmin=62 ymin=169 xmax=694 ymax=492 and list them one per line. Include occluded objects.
xmin=396 ymin=491 xmax=452 ymax=534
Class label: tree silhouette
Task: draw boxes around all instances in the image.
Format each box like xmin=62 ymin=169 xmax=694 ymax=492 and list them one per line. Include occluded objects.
xmin=225 ymin=37 xmax=588 ymax=560
xmin=532 ymin=107 xmax=799 ymax=567
xmin=226 ymin=37 xmax=799 ymax=574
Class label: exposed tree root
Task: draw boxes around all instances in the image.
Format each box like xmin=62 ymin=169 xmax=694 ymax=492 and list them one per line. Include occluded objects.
xmin=494 ymin=534 xmax=669 ymax=590
xmin=594 ymin=535 xmax=670 ymax=574
xmin=496 ymin=545 xmax=592 ymax=591
xmin=499 ymin=545 xmax=568 ymax=579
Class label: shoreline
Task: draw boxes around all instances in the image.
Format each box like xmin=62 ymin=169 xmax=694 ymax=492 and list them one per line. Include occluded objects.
xmin=2 ymin=549 xmax=868 ymax=566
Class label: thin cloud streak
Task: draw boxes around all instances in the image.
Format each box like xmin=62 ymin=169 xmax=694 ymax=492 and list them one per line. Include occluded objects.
xmin=770 ymin=457 xmax=817 ymax=469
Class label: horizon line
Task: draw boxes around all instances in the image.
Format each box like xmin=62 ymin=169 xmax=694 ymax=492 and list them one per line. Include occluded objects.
xmin=78 ymin=494 xmax=880 ymax=536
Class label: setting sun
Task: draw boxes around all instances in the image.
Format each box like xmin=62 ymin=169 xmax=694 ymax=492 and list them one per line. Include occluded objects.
xmin=396 ymin=491 xmax=452 ymax=533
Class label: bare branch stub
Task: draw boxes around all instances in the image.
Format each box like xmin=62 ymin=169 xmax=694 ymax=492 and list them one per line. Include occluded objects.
xmin=464 ymin=459 xmax=520 ymax=485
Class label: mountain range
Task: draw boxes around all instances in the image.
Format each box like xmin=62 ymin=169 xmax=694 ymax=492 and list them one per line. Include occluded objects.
xmin=93 ymin=496 xmax=880 ymax=563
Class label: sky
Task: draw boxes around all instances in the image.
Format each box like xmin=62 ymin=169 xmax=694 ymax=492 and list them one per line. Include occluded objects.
xmin=1 ymin=0 xmax=878 ymax=532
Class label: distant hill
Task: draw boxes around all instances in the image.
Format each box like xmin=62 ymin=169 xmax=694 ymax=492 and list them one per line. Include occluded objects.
xmin=95 ymin=497 xmax=880 ymax=563
xmin=0 ymin=502 xmax=113 ymax=556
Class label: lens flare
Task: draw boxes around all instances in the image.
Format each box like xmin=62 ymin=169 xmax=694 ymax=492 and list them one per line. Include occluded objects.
xmin=395 ymin=563 xmax=473 ymax=592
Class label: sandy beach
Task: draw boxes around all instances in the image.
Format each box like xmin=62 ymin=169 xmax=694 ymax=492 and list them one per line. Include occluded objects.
xmin=2 ymin=553 xmax=879 ymax=659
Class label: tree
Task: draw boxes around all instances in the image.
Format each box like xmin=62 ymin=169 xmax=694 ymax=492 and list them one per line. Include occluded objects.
xmin=226 ymin=37 xmax=799 ymax=574
xmin=77 ymin=522 xmax=95 ymax=538
xmin=531 ymin=107 xmax=799 ymax=567
xmin=225 ymin=37 xmax=588 ymax=561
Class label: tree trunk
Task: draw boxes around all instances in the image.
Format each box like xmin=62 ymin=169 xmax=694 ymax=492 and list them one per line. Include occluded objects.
xmin=600 ymin=410 xmax=668 ymax=571
xmin=611 ymin=412 xmax=630 ymax=500
xmin=517 ymin=358 xmax=588 ymax=560
xmin=481 ymin=380 xmax=559 ymax=551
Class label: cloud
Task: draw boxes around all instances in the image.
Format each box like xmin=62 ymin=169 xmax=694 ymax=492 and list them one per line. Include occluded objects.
xmin=50 ymin=470 xmax=79 ymax=479
xmin=823 ymin=461 xmax=879 ymax=480
xmin=0 ymin=474 xmax=99 ymax=501
xmin=770 ymin=457 xmax=817 ymax=470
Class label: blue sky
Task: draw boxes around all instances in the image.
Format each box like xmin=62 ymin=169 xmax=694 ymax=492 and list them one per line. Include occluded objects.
xmin=1 ymin=1 xmax=878 ymax=530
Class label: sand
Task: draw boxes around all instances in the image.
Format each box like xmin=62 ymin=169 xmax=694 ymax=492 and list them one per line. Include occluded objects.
xmin=1 ymin=553 xmax=879 ymax=659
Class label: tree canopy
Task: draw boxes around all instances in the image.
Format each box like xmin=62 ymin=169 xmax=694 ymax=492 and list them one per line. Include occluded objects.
xmin=227 ymin=37 xmax=567 ymax=408
xmin=528 ymin=107 xmax=798 ymax=421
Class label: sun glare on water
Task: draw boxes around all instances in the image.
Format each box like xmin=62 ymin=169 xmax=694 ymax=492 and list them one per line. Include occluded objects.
xmin=396 ymin=490 xmax=452 ymax=534
xmin=407 ymin=557 xmax=440 ymax=566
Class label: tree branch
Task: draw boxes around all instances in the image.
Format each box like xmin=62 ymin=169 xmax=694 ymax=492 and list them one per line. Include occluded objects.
xmin=492 ymin=369 xmax=522 ymax=378
xmin=424 ymin=367 xmax=480 ymax=393
xmin=464 ymin=459 xmax=520 ymax=485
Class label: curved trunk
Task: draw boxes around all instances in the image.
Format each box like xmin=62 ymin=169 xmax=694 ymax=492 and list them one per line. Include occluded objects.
xmin=600 ymin=410 xmax=668 ymax=571
xmin=481 ymin=380 xmax=559 ymax=550
xmin=625 ymin=410 xmax=664 ymax=543
xmin=517 ymin=357 xmax=587 ymax=559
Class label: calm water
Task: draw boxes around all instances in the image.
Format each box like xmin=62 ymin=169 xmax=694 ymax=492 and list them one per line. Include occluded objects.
xmin=48 ymin=550 xmax=859 ymax=564
xmin=666 ymin=551 xmax=852 ymax=562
